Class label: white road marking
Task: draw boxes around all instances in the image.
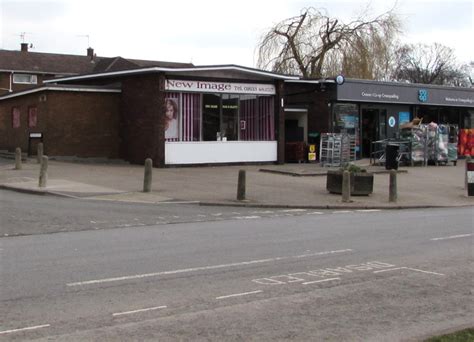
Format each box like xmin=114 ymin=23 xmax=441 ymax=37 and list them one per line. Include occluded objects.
xmin=430 ymin=233 xmax=473 ymax=241
xmin=216 ymin=290 xmax=262 ymax=300
xmin=332 ymin=210 xmax=352 ymax=214
xmin=67 ymin=249 xmax=353 ymax=287
xmin=405 ymin=268 xmax=445 ymax=276
xmin=373 ymin=267 xmax=406 ymax=273
xmin=302 ymin=277 xmax=340 ymax=285
xmin=281 ymin=209 xmax=307 ymax=213
xmin=251 ymin=210 xmax=274 ymax=214
xmin=233 ymin=215 xmax=261 ymax=219
xmin=0 ymin=324 xmax=50 ymax=335
xmin=356 ymin=209 xmax=382 ymax=212
xmin=306 ymin=211 xmax=324 ymax=215
xmin=373 ymin=266 xmax=445 ymax=276
xmin=197 ymin=214 xmax=207 ymax=217
xmin=112 ymin=305 xmax=167 ymax=317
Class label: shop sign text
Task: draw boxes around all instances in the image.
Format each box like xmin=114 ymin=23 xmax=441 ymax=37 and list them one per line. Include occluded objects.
xmin=166 ymin=79 xmax=276 ymax=95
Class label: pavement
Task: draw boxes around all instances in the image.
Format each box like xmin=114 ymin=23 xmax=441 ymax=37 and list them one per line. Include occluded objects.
xmin=0 ymin=157 xmax=473 ymax=209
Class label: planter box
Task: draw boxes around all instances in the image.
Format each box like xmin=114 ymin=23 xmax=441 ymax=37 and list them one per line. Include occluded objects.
xmin=326 ymin=170 xmax=374 ymax=196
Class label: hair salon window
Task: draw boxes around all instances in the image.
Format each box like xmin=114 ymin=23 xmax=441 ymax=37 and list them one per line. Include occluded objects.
xmin=166 ymin=93 xmax=275 ymax=142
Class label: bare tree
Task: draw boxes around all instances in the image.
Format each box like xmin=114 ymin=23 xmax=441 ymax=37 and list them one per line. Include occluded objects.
xmin=256 ymin=6 xmax=401 ymax=79
xmin=391 ymin=43 xmax=469 ymax=86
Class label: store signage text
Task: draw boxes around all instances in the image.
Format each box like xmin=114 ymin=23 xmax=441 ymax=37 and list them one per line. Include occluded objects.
xmin=166 ymin=79 xmax=276 ymax=95
xmin=361 ymin=91 xmax=400 ymax=100
xmin=445 ymin=97 xmax=474 ymax=105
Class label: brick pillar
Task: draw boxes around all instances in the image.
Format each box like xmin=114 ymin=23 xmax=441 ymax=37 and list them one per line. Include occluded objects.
xmin=154 ymin=73 xmax=166 ymax=167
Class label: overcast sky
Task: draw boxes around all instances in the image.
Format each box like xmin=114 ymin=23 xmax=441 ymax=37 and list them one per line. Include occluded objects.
xmin=1 ymin=0 xmax=472 ymax=68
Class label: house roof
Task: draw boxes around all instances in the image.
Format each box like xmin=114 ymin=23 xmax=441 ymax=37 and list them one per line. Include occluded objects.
xmin=0 ymin=84 xmax=121 ymax=101
xmin=0 ymin=48 xmax=194 ymax=75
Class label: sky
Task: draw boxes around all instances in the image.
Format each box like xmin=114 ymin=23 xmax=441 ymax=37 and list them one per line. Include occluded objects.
xmin=1 ymin=0 xmax=473 ymax=68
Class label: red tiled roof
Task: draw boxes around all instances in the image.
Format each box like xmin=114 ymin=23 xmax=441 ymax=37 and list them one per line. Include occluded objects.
xmin=0 ymin=49 xmax=194 ymax=75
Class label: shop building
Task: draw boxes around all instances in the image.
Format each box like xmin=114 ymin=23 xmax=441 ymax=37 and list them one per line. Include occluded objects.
xmin=1 ymin=65 xmax=298 ymax=166
xmin=284 ymin=78 xmax=474 ymax=159
xmin=1 ymin=44 xmax=473 ymax=166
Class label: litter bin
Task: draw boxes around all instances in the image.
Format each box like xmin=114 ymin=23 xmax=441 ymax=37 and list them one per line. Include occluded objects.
xmin=385 ymin=144 xmax=399 ymax=170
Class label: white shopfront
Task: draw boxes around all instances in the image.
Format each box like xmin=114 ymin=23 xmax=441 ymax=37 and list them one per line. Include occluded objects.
xmin=164 ymin=79 xmax=277 ymax=165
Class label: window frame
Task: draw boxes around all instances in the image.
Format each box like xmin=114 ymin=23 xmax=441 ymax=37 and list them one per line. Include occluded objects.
xmin=13 ymin=74 xmax=38 ymax=85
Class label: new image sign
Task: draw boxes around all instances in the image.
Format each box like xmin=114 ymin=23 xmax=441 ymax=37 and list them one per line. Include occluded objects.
xmin=165 ymin=79 xmax=276 ymax=95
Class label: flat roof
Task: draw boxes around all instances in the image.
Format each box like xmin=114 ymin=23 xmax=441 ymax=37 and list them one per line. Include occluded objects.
xmin=43 ymin=64 xmax=300 ymax=84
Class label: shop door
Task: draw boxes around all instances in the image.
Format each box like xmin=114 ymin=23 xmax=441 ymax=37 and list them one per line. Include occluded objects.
xmin=361 ymin=108 xmax=387 ymax=158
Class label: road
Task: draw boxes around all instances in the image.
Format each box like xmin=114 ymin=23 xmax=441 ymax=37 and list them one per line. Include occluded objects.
xmin=0 ymin=191 xmax=473 ymax=341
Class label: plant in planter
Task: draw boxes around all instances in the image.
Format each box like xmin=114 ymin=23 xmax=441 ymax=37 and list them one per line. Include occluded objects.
xmin=326 ymin=163 xmax=374 ymax=196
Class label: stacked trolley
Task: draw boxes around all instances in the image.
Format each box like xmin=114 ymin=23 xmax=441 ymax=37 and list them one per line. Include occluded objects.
xmin=319 ymin=133 xmax=355 ymax=167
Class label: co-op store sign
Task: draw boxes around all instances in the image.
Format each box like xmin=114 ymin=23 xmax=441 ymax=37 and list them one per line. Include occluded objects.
xmin=165 ymin=79 xmax=276 ymax=95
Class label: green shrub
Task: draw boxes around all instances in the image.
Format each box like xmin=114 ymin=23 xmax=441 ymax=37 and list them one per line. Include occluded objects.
xmin=339 ymin=163 xmax=367 ymax=173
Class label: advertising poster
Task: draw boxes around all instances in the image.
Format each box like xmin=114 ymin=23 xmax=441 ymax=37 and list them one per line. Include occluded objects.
xmin=165 ymin=98 xmax=179 ymax=139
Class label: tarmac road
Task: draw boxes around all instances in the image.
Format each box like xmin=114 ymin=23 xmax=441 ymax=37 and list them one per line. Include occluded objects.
xmin=1 ymin=205 xmax=472 ymax=341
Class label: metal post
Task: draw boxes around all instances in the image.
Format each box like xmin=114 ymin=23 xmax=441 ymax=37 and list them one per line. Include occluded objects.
xmin=465 ymin=156 xmax=471 ymax=190
xmin=143 ymin=158 xmax=153 ymax=193
xmin=237 ymin=170 xmax=246 ymax=201
xmin=389 ymin=170 xmax=397 ymax=202
xmin=342 ymin=170 xmax=351 ymax=203
xmin=39 ymin=156 xmax=48 ymax=188
xmin=15 ymin=147 xmax=22 ymax=170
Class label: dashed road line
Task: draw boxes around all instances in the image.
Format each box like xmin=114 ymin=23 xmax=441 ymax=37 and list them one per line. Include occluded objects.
xmin=233 ymin=215 xmax=261 ymax=219
xmin=0 ymin=324 xmax=50 ymax=335
xmin=216 ymin=290 xmax=263 ymax=300
xmin=112 ymin=305 xmax=167 ymax=317
xmin=66 ymin=249 xmax=353 ymax=287
xmin=281 ymin=209 xmax=307 ymax=213
xmin=430 ymin=233 xmax=472 ymax=241
xmin=332 ymin=210 xmax=352 ymax=214
xmin=356 ymin=209 xmax=382 ymax=212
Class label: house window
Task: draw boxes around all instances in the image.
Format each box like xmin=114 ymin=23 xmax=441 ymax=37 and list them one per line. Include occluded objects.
xmin=13 ymin=74 xmax=38 ymax=84
xmin=12 ymin=107 xmax=21 ymax=128
xmin=28 ymin=107 xmax=38 ymax=128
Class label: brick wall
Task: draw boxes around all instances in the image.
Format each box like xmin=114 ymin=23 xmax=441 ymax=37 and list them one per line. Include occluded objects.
xmin=0 ymin=90 xmax=120 ymax=157
xmin=120 ymin=73 xmax=165 ymax=166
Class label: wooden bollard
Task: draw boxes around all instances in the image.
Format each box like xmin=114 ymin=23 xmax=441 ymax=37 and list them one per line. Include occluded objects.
xmin=389 ymin=170 xmax=397 ymax=202
xmin=143 ymin=158 xmax=153 ymax=193
xmin=342 ymin=170 xmax=351 ymax=203
xmin=15 ymin=147 xmax=22 ymax=170
xmin=237 ymin=170 xmax=246 ymax=201
xmin=37 ymin=142 xmax=44 ymax=164
xmin=39 ymin=156 xmax=48 ymax=188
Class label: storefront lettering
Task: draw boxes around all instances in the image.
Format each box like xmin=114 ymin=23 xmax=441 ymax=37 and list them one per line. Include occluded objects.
xmin=445 ymin=97 xmax=474 ymax=104
xmin=361 ymin=92 xmax=400 ymax=100
xmin=166 ymin=79 xmax=276 ymax=95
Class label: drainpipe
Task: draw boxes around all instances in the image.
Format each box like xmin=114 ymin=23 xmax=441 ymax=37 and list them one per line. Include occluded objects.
xmin=10 ymin=72 xmax=13 ymax=92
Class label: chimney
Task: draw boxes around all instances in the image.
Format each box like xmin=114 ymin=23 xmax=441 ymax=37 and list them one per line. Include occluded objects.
xmin=21 ymin=43 xmax=29 ymax=52
xmin=87 ymin=47 xmax=94 ymax=59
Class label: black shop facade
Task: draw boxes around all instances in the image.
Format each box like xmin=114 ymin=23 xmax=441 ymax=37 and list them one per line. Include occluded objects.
xmin=284 ymin=78 xmax=474 ymax=159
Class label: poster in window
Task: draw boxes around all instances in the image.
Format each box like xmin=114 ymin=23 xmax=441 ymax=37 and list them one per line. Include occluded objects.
xmin=165 ymin=98 xmax=179 ymax=139
xmin=28 ymin=107 xmax=38 ymax=128
xmin=12 ymin=107 xmax=20 ymax=128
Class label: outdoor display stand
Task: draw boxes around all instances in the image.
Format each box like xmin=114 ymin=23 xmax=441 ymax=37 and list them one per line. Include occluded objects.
xmin=320 ymin=133 xmax=355 ymax=167
xmin=398 ymin=123 xmax=458 ymax=166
